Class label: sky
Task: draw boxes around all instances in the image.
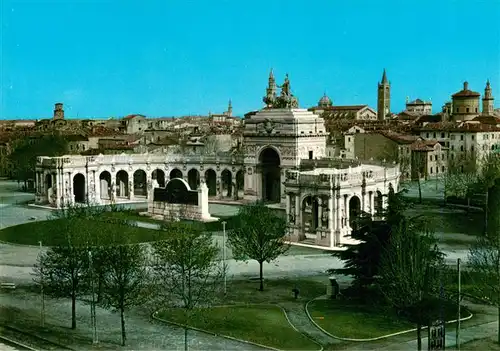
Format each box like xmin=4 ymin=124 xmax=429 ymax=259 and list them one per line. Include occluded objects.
xmin=1 ymin=0 xmax=500 ymax=120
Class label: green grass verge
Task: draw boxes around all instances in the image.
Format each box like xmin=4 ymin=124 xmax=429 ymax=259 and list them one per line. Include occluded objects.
xmin=308 ymin=299 xmax=415 ymax=339
xmin=157 ymin=305 xmax=319 ymax=351
xmin=0 ymin=218 xmax=168 ymax=246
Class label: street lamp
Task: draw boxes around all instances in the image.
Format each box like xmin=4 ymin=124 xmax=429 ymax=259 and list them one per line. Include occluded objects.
xmin=222 ymin=221 xmax=227 ymax=295
xmin=38 ymin=241 xmax=45 ymax=328
xmin=88 ymin=250 xmax=98 ymax=344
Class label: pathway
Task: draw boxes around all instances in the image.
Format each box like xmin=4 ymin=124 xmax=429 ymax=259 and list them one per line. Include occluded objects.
xmin=278 ymin=301 xmax=340 ymax=347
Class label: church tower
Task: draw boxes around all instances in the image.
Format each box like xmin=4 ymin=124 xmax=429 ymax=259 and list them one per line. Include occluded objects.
xmin=482 ymin=80 xmax=495 ymax=115
xmin=263 ymin=69 xmax=277 ymax=108
xmin=53 ymin=103 xmax=64 ymax=120
xmin=227 ymin=99 xmax=233 ymax=117
xmin=377 ymin=69 xmax=391 ymax=120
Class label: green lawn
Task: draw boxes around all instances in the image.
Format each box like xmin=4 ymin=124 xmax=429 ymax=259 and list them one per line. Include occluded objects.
xmin=157 ymin=305 xmax=319 ymax=351
xmin=308 ymin=299 xmax=415 ymax=339
xmin=0 ymin=218 xmax=168 ymax=246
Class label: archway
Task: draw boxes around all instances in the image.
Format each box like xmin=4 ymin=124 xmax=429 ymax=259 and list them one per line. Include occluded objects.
xmin=170 ymin=168 xmax=182 ymax=180
xmin=374 ymin=191 xmax=383 ymax=215
xmin=45 ymin=174 xmax=52 ymax=190
xmin=221 ymin=169 xmax=232 ymax=197
xmin=99 ymin=171 xmax=111 ymax=200
xmin=259 ymin=147 xmax=281 ymax=203
xmin=152 ymin=169 xmax=165 ymax=187
xmin=205 ymin=169 xmax=217 ymax=196
xmin=116 ymin=170 xmax=129 ymax=198
xmin=188 ymin=169 xmax=200 ymax=190
xmin=349 ymin=196 xmax=361 ymax=230
xmin=73 ymin=173 xmax=86 ymax=203
xmin=302 ymin=196 xmax=319 ymax=234
xmin=133 ymin=170 xmax=147 ymax=196
xmin=235 ymin=170 xmax=244 ymax=199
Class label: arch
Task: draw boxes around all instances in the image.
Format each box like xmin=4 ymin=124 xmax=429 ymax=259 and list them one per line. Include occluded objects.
xmin=301 ymin=195 xmax=319 ymax=234
xmin=169 ymin=168 xmax=182 ymax=180
xmin=221 ymin=169 xmax=233 ymax=197
xmin=205 ymin=169 xmax=217 ymax=197
xmin=152 ymin=169 xmax=165 ymax=187
xmin=73 ymin=173 xmax=86 ymax=203
xmin=116 ymin=170 xmax=129 ymax=198
xmin=133 ymin=169 xmax=147 ymax=196
xmin=349 ymin=196 xmax=361 ymax=230
xmin=188 ymin=168 xmax=201 ymax=190
xmin=99 ymin=171 xmax=112 ymax=200
xmin=235 ymin=170 xmax=244 ymax=199
xmin=259 ymin=147 xmax=281 ymax=203
xmin=45 ymin=174 xmax=52 ymax=189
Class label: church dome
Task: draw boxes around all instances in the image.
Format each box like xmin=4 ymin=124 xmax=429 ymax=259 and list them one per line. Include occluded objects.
xmin=318 ymin=93 xmax=333 ymax=107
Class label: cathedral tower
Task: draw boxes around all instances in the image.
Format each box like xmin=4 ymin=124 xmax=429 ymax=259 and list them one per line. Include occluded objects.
xmin=53 ymin=103 xmax=64 ymax=120
xmin=483 ymin=80 xmax=495 ymax=115
xmin=377 ymin=69 xmax=391 ymax=120
xmin=227 ymin=99 xmax=233 ymax=117
xmin=263 ymin=69 xmax=277 ymax=108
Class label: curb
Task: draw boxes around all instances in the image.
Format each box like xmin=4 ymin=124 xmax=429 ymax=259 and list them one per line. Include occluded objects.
xmin=152 ymin=306 xmax=280 ymax=351
xmin=0 ymin=334 xmax=38 ymax=351
xmin=304 ymin=295 xmax=474 ymax=342
xmin=277 ymin=303 xmax=324 ymax=351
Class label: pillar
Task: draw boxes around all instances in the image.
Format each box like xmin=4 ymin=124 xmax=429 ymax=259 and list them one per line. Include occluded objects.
xmin=344 ymin=195 xmax=349 ymax=228
xmin=369 ymin=191 xmax=375 ymax=216
xmin=317 ymin=197 xmax=323 ymax=229
xmin=328 ymin=195 xmax=335 ymax=247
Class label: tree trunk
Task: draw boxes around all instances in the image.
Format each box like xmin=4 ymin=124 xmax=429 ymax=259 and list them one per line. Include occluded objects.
xmin=120 ymin=307 xmax=126 ymax=346
xmin=259 ymin=261 xmax=264 ymax=291
xmin=467 ymin=197 xmax=471 ymax=213
xmin=184 ymin=327 xmax=188 ymax=351
xmin=417 ymin=322 xmax=422 ymax=351
xmin=71 ymin=292 xmax=76 ymax=329
xmin=417 ymin=178 xmax=422 ymax=204
xmin=96 ymin=275 xmax=103 ymax=303
xmin=485 ymin=189 xmax=489 ymax=236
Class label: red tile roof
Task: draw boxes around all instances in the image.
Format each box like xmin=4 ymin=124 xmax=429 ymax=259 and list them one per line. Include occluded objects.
xmin=378 ymin=130 xmax=420 ymax=144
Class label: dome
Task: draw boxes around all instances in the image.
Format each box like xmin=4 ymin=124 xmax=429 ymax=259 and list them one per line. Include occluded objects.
xmin=318 ymin=93 xmax=333 ymax=107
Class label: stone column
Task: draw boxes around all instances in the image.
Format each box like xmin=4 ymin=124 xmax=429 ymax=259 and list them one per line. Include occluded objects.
xmin=55 ymin=171 xmax=62 ymax=208
xmin=317 ymin=197 xmax=323 ymax=229
xmin=344 ymin=195 xmax=349 ymax=228
xmin=295 ymin=194 xmax=301 ymax=228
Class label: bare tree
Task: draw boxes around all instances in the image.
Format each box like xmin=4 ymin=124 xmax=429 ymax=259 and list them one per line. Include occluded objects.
xmin=100 ymin=242 xmax=149 ymax=346
xmin=378 ymin=216 xmax=445 ymax=351
xmin=227 ymin=202 xmax=290 ymax=291
xmin=153 ymin=222 xmax=224 ymax=351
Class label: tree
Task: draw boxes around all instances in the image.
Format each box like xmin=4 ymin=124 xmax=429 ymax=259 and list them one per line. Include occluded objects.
xmin=330 ymin=185 xmax=408 ymax=297
xmin=152 ymin=222 xmax=224 ymax=351
xmin=227 ymin=202 xmax=289 ymax=291
xmin=468 ymin=176 xmax=500 ymax=344
xmin=33 ymin=243 xmax=88 ymax=329
xmin=9 ymin=134 xmax=68 ymax=187
xmin=100 ymin=242 xmax=148 ymax=346
xmin=32 ymin=203 xmax=102 ymax=330
xmin=378 ymin=216 xmax=445 ymax=351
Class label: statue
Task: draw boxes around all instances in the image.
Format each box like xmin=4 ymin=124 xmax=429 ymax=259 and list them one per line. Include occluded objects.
xmin=278 ymin=74 xmax=291 ymax=97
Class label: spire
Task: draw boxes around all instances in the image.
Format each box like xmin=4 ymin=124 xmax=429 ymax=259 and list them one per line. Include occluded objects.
xmin=381 ymin=69 xmax=388 ymax=84
xmin=227 ymin=99 xmax=233 ymax=117
xmin=269 ymin=68 xmax=274 ymax=81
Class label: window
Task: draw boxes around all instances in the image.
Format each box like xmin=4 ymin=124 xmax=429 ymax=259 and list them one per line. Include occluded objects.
xmin=451 ymin=145 xmax=454 ymax=150
xmin=471 ymin=146 xmax=474 ymax=151
xmin=493 ymin=145 xmax=495 ymax=150
xmin=460 ymin=135 xmax=464 ymax=140
xmin=430 ymin=167 xmax=433 ymax=174
xmin=429 ymin=155 xmax=433 ymax=161
xmin=471 ymin=135 xmax=474 ymax=140
xmin=460 ymin=145 xmax=464 ymax=151
xmin=476 ymin=108 xmax=478 ymax=112
xmin=308 ymin=151 xmax=313 ymax=160
xmin=456 ymin=108 xmax=459 ymax=113
xmin=433 ymin=133 xmax=436 ymax=138
xmin=442 ymin=154 xmax=445 ymax=160
xmin=426 ymin=133 xmax=429 ymax=138
xmin=348 ymin=137 xmax=351 ymax=142
xmin=441 ymin=132 xmax=445 ymax=138
xmin=442 ymin=166 xmax=445 ymax=172
xmin=466 ymin=108 xmax=470 ymax=113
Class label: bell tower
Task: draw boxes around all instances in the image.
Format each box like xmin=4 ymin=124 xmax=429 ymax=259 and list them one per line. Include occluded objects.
xmin=483 ymin=80 xmax=495 ymax=115
xmin=377 ymin=69 xmax=391 ymax=120
xmin=53 ymin=103 xmax=64 ymax=120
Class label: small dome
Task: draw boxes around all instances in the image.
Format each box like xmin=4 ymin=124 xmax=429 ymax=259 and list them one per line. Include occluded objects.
xmin=318 ymin=93 xmax=332 ymax=107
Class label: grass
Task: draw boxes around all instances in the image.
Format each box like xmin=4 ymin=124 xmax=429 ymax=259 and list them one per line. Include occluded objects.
xmin=308 ymin=299 xmax=415 ymax=339
xmin=157 ymin=305 xmax=319 ymax=351
xmin=0 ymin=218 xmax=169 ymax=246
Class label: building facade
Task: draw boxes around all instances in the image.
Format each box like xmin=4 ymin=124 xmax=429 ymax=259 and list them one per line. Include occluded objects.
xmin=35 ymin=73 xmax=400 ymax=249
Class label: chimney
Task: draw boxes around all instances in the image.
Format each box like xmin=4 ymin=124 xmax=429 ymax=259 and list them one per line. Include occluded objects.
xmin=53 ymin=103 xmax=64 ymax=120
xmin=463 ymin=82 xmax=469 ymax=91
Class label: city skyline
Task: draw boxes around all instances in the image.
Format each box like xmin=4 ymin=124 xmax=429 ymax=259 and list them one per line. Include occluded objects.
xmin=1 ymin=0 xmax=499 ymax=119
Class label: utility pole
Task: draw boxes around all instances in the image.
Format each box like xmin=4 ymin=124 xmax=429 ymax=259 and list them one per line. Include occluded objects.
xmin=222 ymin=221 xmax=227 ymax=295
xmin=456 ymin=258 xmax=461 ymax=350
xmin=38 ymin=241 xmax=45 ymax=328
xmin=88 ymin=250 xmax=98 ymax=344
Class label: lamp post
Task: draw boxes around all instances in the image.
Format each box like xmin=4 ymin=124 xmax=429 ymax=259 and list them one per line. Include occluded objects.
xmin=38 ymin=241 xmax=45 ymax=328
xmin=88 ymin=250 xmax=98 ymax=344
xmin=222 ymin=221 xmax=227 ymax=295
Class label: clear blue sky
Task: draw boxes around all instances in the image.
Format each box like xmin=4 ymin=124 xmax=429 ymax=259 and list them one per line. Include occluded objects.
xmin=1 ymin=0 xmax=499 ymax=119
